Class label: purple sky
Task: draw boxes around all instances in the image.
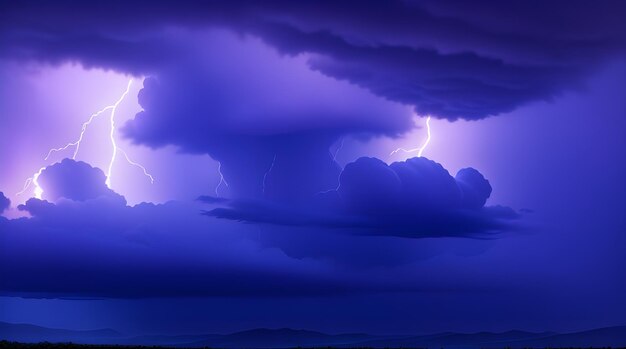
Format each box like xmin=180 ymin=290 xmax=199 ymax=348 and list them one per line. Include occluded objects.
xmin=0 ymin=0 xmax=625 ymax=338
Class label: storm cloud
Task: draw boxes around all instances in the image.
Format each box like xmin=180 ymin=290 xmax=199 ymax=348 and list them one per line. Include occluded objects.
xmin=120 ymin=32 xmax=413 ymax=199
xmin=1 ymin=0 xmax=624 ymax=121
xmin=0 ymin=192 xmax=9 ymax=214
xmin=36 ymin=159 xmax=125 ymax=203
xmin=2 ymin=1 xmax=623 ymax=201
xmin=206 ymin=156 xmax=519 ymax=239
xmin=1 ymin=159 xmax=495 ymax=298
xmin=0 ymin=0 xmax=624 ymax=335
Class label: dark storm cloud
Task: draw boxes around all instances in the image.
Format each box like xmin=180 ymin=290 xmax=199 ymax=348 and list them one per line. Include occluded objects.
xmin=0 ymin=192 xmax=9 ymax=214
xmin=254 ymin=22 xmax=576 ymax=120
xmin=3 ymin=198 xmax=367 ymax=298
xmin=0 ymin=160 xmax=410 ymax=298
xmin=206 ymin=156 xmax=519 ymax=238
xmin=119 ymin=34 xmax=411 ymax=199
xmin=3 ymin=1 xmax=623 ymax=202
xmin=1 ymin=1 xmax=624 ymax=120
xmin=2 ymin=159 xmax=490 ymax=299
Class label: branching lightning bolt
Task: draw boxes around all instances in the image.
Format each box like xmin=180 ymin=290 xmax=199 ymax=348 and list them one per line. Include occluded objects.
xmin=215 ymin=161 xmax=229 ymax=197
xmin=44 ymin=105 xmax=115 ymax=161
xmin=390 ymin=116 xmax=432 ymax=158
xmin=17 ymin=79 xmax=154 ymax=199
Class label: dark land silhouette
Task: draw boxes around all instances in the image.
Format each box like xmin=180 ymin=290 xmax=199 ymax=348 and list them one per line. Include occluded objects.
xmin=1 ymin=322 xmax=625 ymax=348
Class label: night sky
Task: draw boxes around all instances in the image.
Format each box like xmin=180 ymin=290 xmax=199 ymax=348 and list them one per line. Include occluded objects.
xmin=1 ymin=0 xmax=625 ymax=337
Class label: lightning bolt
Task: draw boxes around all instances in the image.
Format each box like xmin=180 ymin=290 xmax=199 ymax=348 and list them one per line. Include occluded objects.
xmin=119 ymin=148 xmax=154 ymax=184
xmin=262 ymin=154 xmax=277 ymax=195
xmin=214 ymin=161 xmax=229 ymax=197
xmin=44 ymin=105 xmax=116 ymax=161
xmin=17 ymin=79 xmax=153 ymax=199
xmin=16 ymin=167 xmax=46 ymax=199
xmin=332 ymin=137 xmax=345 ymax=163
xmin=390 ymin=116 xmax=432 ymax=158
xmin=104 ymin=79 xmax=134 ymax=188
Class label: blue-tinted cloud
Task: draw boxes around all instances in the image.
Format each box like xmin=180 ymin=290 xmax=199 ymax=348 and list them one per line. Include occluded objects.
xmin=35 ymin=159 xmax=125 ymax=204
xmin=456 ymin=168 xmax=492 ymax=209
xmin=118 ymin=32 xmax=412 ymax=200
xmin=1 ymin=1 xmax=623 ymax=120
xmin=206 ymin=156 xmax=519 ymax=238
xmin=5 ymin=197 xmax=369 ymax=298
xmin=0 ymin=192 xmax=9 ymax=214
xmin=2 ymin=159 xmax=497 ymax=298
xmin=4 ymin=195 xmax=332 ymax=299
xmin=3 ymin=2 xmax=621 ymax=201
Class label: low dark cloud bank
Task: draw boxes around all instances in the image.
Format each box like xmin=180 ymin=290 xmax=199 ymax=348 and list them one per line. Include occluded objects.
xmin=1 ymin=158 xmax=516 ymax=298
xmin=206 ymin=156 xmax=519 ymax=239
xmin=0 ymin=160 xmax=394 ymax=298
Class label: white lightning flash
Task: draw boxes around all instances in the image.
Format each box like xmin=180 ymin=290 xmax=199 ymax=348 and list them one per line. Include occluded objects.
xmin=119 ymin=148 xmax=154 ymax=184
xmin=17 ymin=79 xmax=153 ymax=199
xmin=390 ymin=116 xmax=432 ymax=158
xmin=16 ymin=167 xmax=46 ymax=199
xmin=104 ymin=79 xmax=134 ymax=188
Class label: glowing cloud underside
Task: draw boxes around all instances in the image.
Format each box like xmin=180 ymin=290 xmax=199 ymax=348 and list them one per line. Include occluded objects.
xmin=17 ymin=79 xmax=153 ymax=199
xmin=390 ymin=116 xmax=432 ymax=158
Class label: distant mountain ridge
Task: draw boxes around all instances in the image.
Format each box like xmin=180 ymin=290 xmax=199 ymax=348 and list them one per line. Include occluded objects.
xmin=186 ymin=328 xmax=390 ymax=348
xmin=1 ymin=321 xmax=625 ymax=348
xmin=0 ymin=321 xmax=122 ymax=344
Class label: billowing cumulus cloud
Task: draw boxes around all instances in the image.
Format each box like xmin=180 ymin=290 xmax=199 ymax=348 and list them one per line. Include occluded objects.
xmin=35 ymin=159 xmax=125 ymax=204
xmin=456 ymin=168 xmax=492 ymax=209
xmin=120 ymin=32 xmax=413 ymax=199
xmin=0 ymin=192 xmax=9 ymax=214
xmin=207 ymin=156 xmax=519 ymax=239
xmin=123 ymin=32 xmax=413 ymax=141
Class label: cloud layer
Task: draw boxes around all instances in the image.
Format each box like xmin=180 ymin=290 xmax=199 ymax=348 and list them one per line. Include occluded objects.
xmin=207 ymin=156 xmax=519 ymax=239
xmin=1 ymin=1 xmax=624 ymax=120
xmin=1 ymin=158 xmax=510 ymax=298
xmin=119 ymin=32 xmax=412 ymax=199
xmin=2 ymin=1 xmax=622 ymax=201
